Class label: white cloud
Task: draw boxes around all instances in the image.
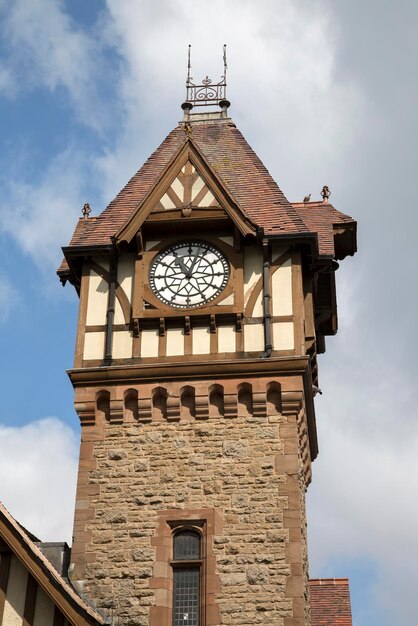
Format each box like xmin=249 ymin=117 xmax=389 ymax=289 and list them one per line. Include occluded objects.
xmin=0 ymin=418 xmax=79 ymax=542
xmin=0 ymin=0 xmax=364 ymax=270
xmin=307 ymin=284 xmax=418 ymax=626
xmin=0 ymin=147 xmax=90 ymax=269
xmin=0 ymin=0 xmax=108 ymax=130
xmin=0 ymin=62 xmax=16 ymax=97
xmin=0 ymin=274 xmax=21 ymax=322
xmin=98 ymin=0 xmax=364 ymax=202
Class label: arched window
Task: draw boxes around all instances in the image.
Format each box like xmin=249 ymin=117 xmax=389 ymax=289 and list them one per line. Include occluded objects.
xmin=172 ymin=530 xmax=202 ymax=626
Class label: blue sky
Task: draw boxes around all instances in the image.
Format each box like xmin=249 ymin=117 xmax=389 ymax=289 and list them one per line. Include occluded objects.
xmin=0 ymin=2 xmax=417 ymax=625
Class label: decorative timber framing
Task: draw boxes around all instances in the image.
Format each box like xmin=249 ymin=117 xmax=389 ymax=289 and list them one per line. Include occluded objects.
xmin=115 ymin=139 xmax=257 ymax=246
xmin=133 ymin=235 xmax=243 ymax=320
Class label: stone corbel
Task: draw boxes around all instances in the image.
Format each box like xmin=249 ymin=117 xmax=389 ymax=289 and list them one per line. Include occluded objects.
xmin=74 ymin=401 xmax=96 ymax=426
xmin=109 ymin=400 xmax=124 ymax=424
xmin=167 ymin=394 xmax=180 ymax=421
xmin=281 ymin=391 xmax=304 ymax=416
xmin=223 ymin=393 xmax=237 ymax=419
xmin=252 ymin=392 xmax=267 ymax=418
xmin=195 ymin=395 xmax=209 ymax=420
xmin=138 ymin=397 xmax=152 ymax=422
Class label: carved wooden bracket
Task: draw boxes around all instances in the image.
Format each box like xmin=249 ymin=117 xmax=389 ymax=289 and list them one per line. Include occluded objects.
xmin=159 ymin=318 xmax=166 ymax=337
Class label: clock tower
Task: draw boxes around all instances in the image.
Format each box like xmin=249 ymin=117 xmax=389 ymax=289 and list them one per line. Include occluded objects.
xmin=58 ymin=62 xmax=356 ymax=626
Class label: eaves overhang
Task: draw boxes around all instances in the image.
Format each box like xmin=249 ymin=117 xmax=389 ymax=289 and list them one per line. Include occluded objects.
xmin=265 ymin=231 xmax=320 ymax=261
xmin=333 ymin=220 xmax=357 ymax=260
xmin=58 ymin=244 xmax=114 ymax=287
xmin=0 ymin=503 xmax=104 ymax=625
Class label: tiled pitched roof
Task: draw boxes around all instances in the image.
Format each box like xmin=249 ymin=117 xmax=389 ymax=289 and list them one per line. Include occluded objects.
xmin=59 ymin=118 xmax=356 ymax=274
xmin=310 ymin=578 xmax=353 ymax=626
xmin=292 ymin=201 xmax=356 ymax=257
xmin=0 ymin=500 xmax=104 ymax=624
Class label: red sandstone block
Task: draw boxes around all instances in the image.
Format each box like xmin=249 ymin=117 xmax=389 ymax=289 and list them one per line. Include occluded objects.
xmin=285 ymin=542 xmax=303 ymax=563
xmin=283 ymin=510 xmax=302 ymax=527
xmin=285 ymin=575 xmax=304 ymax=598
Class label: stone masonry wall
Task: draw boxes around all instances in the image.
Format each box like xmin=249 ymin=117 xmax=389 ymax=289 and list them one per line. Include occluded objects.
xmin=71 ymin=380 xmax=311 ymax=626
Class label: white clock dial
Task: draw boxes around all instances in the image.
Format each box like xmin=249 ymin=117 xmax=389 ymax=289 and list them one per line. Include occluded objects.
xmin=149 ymin=241 xmax=229 ymax=308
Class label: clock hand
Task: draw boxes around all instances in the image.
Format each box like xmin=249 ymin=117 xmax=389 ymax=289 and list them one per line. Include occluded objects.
xmin=174 ymin=256 xmax=190 ymax=276
xmin=188 ymin=247 xmax=202 ymax=275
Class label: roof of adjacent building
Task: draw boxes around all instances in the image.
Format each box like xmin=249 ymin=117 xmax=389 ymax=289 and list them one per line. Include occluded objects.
xmin=58 ymin=115 xmax=356 ymax=277
xmin=0 ymin=501 xmax=104 ymax=625
xmin=310 ymin=578 xmax=353 ymax=626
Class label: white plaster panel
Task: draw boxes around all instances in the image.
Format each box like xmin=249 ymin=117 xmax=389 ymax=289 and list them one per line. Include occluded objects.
xmin=244 ymin=248 xmax=263 ymax=307
xmin=271 ymin=245 xmax=289 ymax=263
xmin=112 ymin=331 xmax=132 ymax=359
xmin=114 ymin=254 xmax=134 ymax=324
xmin=218 ymin=326 xmax=236 ymax=353
xmin=114 ymin=299 xmax=124 ymax=326
xmin=253 ymin=291 xmax=263 ymax=317
xmin=160 ymin=193 xmax=175 ymax=209
xmin=272 ymin=257 xmax=293 ymax=316
xmin=191 ymin=175 xmax=205 ymax=200
xmin=84 ymin=332 xmax=105 ymax=360
xmin=198 ymin=189 xmax=215 ymax=206
xmin=166 ymin=328 xmax=185 ymax=356
xmin=86 ymin=264 xmax=109 ymax=326
xmin=218 ymin=292 xmax=234 ymax=305
xmin=171 ymin=176 xmax=184 ymax=200
xmin=273 ymin=322 xmax=294 ymax=350
xmin=145 ymin=240 xmax=161 ymax=251
xmin=218 ymin=236 xmax=233 ymax=246
xmin=3 ymin=556 xmax=27 ymax=626
xmin=244 ymin=324 xmax=264 ymax=352
xmin=192 ymin=327 xmax=211 ymax=354
xmin=33 ymin=586 xmax=55 ymax=626
xmin=141 ymin=329 xmax=159 ymax=357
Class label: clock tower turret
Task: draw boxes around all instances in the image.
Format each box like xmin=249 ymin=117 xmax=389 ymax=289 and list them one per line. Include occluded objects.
xmin=59 ymin=59 xmax=356 ymax=626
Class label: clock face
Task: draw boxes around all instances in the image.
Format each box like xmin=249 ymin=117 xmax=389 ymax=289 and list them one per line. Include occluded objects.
xmin=149 ymin=241 xmax=230 ymax=308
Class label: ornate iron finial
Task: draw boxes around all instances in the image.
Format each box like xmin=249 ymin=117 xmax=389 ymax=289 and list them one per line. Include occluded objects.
xmin=182 ymin=45 xmax=229 ymax=109
xmin=82 ymin=202 xmax=91 ymax=219
xmin=321 ymin=186 xmax=331 ymax=203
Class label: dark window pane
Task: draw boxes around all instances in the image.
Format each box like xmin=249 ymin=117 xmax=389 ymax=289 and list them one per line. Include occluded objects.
xmin=173 ymin=567 xmax=200 ymax=626
xmin=173 ymin=531 xmax=201 ymax=560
